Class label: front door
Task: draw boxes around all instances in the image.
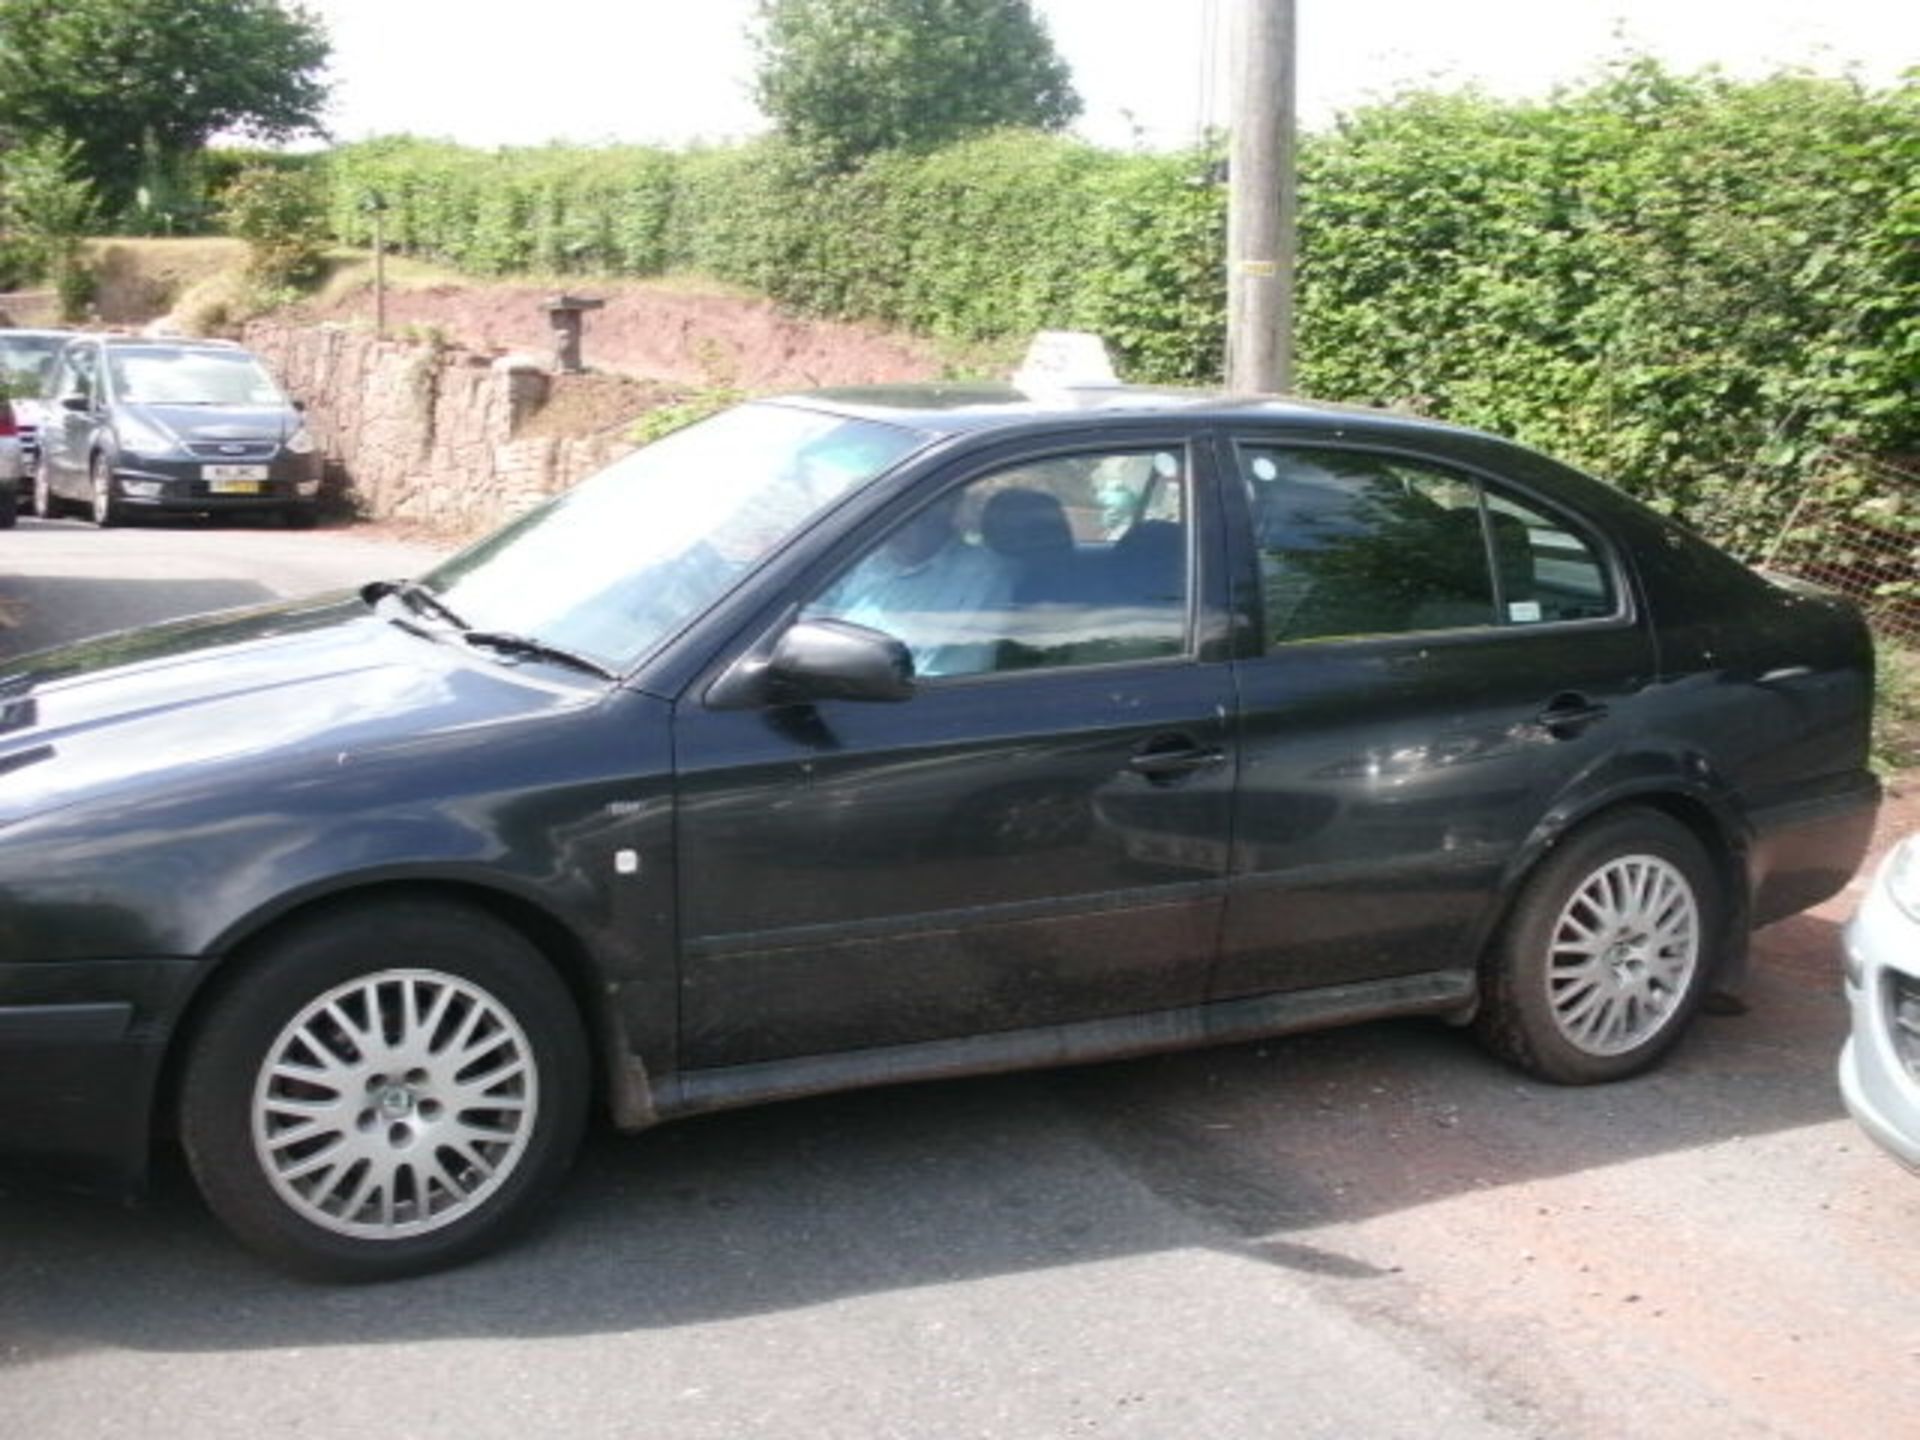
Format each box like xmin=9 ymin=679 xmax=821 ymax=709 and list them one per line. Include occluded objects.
xmin=672 ymin=437 xmax=1237 ymax=1070
xmin=43 ymin=342 xmax=99 ymax=499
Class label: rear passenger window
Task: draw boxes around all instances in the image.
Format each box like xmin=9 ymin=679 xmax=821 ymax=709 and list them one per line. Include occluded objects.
xmin=805 ymin=448 xmax=1191 ymax=678
xmin=1237 ymin=445 xmax=1614 ymax=648
xmin=1483 ymin=490 xmax=1615 ymax=623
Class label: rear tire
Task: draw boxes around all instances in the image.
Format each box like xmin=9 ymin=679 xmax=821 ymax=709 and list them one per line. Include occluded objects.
xmin=1474 ymin=808 xmax=1721 ymax=1084
xmin=0 ymin=482 xmax=15 ymax=529
xmin=179 ymin=900 xmax=590 ymax=1281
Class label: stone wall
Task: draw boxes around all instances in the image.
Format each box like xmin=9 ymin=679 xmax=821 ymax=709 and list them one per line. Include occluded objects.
xmin=244 ymin=321 xmax=648 ymax=536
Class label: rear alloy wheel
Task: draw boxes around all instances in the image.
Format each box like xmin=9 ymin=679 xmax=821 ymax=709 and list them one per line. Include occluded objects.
xmin=180 ymin=901 xmax=589 ymax=1280
xmin=1475 ymin=808 xmax=1720 ymax=1084
xmin=89 ymin=452 xmax=121 ymax=528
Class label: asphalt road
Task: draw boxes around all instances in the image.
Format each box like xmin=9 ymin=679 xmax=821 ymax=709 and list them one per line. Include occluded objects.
xmin=1 ymin=515 xmax=1916 ymax=1439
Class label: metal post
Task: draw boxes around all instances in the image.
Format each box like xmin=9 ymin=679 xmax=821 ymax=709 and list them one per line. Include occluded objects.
xmin=1225 ymin=0 xmax=1297 ymax=393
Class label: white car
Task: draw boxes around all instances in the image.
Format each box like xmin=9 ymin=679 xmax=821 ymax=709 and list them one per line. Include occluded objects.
xmin=1840 ymin=832 xmax=1920 ymax=1168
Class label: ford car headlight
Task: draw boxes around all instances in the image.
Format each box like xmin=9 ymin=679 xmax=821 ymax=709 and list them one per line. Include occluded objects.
xmin=116 ymin=416 xmax=179 ymax=458
xmin=284 ymin=425 xmax=317 ymax=455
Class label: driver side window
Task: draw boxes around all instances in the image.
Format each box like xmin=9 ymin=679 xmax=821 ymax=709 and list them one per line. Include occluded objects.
xmin=803 ymin=448 xmax=1193 ymax=679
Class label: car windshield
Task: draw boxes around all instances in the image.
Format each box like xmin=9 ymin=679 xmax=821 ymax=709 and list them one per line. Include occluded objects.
xmin=419 ymin=402 xmax=930 ymax=673
xmin=0 ymin=334 xmax=64 ymax=397
xmin=108 ymin=349 xmax=286 ymax=406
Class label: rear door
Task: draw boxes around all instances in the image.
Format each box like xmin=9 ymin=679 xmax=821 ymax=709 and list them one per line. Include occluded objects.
xmin=671 ymin=432 xmax=1239 ymax=1070
xmin=1214 ymin=434 xmax=1658 ymax=1001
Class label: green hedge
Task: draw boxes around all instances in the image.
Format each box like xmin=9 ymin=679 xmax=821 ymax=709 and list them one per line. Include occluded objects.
xmin=316 ymin=63 xmax=1918 ymax=547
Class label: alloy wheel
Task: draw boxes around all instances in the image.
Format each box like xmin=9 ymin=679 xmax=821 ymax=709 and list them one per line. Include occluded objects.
xmin=1544 ymin=854 xmax=1700 ymax=1057
xmin=250 ymin=968 xmax=540 ymax=1241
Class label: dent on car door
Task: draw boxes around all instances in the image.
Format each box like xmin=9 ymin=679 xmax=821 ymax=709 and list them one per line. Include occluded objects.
xmin=1214 ymin=437 xmax=1657 ymax=1002
xmin=671 ymin=437 xmax=1238 ymax=1071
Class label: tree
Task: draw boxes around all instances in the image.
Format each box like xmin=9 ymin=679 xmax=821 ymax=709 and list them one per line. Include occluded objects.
xmin=0 ymin=0 xmax=329 ymax=219
xmin=753 ymin=0 xmax=1081 ymax=168
xmin=0 ymin=134 xmax=101 ymax=317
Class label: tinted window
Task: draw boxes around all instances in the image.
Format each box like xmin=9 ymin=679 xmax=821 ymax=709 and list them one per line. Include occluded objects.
xmin=806 ymin=448 xmax=1192 ymax=678
xmin=1238 ymin=445 xmax=1614 ymax=647
xmin=1483 ymin=489 xmax=1615 ymax=623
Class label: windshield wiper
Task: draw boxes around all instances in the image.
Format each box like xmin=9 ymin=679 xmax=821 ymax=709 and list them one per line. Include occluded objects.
xmin=362 ymin=578 xmax=470 ymax=630
xmin=461 ymin=631 xmax=616 ymax=680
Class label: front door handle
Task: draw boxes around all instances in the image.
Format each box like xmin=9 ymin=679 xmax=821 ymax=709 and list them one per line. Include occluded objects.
xmin=1128 ymin=735 xmax=1228 ymax=781
xmin=1537 ymin=692 xmax=1609 ymax=738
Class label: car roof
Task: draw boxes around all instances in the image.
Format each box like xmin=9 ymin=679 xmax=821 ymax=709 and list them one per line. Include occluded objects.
xmin=90 ymin=335 xmax=247 ymax=352
xmin=49 ymin=333 xmax=247 ymax=352
xmin=764 ymin=382 xmax=1484 ymax=447
xmin=0 ymin=328 xmax=78 ymax=342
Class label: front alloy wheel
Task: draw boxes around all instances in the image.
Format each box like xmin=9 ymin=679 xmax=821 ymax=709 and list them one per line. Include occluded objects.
xmin=253 ymin=970 xmax=540 ymax=1241
xmin=181 ymin=901 xmax=589 ymax=1280
xmin=89 ymin=453 xmax=120 ymax=527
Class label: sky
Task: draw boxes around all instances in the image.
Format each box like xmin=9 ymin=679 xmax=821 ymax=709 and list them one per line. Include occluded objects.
xmin=301 ymin=1 xmax=1918 ymax=151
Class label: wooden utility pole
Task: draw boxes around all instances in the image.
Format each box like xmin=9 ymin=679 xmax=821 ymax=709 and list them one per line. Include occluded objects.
xmin=1225 ymin=0 xmax=1297 ymax=393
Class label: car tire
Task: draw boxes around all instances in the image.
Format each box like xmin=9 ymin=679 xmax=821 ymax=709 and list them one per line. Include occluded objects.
xmin=1473 ymin=807 xmax=1721 ymax=1085
xmin=282 ymin=504 xmax=318 ymax=530
xmin=179 ymin=899 xmax=591 ymax=1282
xmin=33 ymin=452 xmax=60 ymax=519
xmin=89 ymin=453 xmax=121 ymax=528
xmin=0 ymin=482 xmax=15 ymax=529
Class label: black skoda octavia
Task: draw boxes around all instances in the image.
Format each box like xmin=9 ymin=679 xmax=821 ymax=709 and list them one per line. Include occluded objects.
xmin=0 ymin=386 xmax=1880 ymax=1278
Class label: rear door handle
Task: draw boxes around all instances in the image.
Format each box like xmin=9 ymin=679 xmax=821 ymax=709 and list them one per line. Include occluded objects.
xmin=1537 ymin=692 xmax=1609 ymax=738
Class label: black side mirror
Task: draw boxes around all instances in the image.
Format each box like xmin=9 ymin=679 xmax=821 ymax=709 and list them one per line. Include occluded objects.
xmin=292 ymin=398 xmax=307 ymax=413
xmin=59 ymin=394 xmax=90 ymax=414
xmin=709 ymin=617 xmax=916 ymax=709
xmin=769 ymin=619 xmax=915 ymax=703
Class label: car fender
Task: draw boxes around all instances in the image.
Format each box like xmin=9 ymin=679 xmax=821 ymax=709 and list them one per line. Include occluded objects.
xmin=1470 ymin=742 xmax=1753 ymax=961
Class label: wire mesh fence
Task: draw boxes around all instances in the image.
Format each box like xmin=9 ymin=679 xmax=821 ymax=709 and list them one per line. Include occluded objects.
xmin=1755 ymin=455 xmax=1920 ymax=649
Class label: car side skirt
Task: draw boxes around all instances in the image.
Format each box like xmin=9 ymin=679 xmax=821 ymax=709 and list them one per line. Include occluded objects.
xmin=659 ymin=969 xmax=1478 ymax=1122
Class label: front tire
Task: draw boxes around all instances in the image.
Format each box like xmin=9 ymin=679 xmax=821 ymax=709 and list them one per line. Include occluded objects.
xmin=1474 ymin=808 xmax=1721 ymax=1084
xmin=179 ymin=900 xmax=590 ymax=1281
xmin=33 ymin=451 xmax=60 ymax=519
xmin=89 ymin=453 xmax=121 ymax=528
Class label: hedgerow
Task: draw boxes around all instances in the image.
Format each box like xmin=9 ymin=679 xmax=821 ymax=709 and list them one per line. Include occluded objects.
xmin=310 ymin=61 xmax=1918 ymax=549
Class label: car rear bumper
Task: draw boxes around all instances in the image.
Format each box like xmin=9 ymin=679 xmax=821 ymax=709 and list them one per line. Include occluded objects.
xmin=0 ymin=958 xmax=205 ymax=1189
xmin=1838 ymin=861 xmax=1920 ymax=1170
xmin=1749 ymin=772 xmax=1881 ymax=927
